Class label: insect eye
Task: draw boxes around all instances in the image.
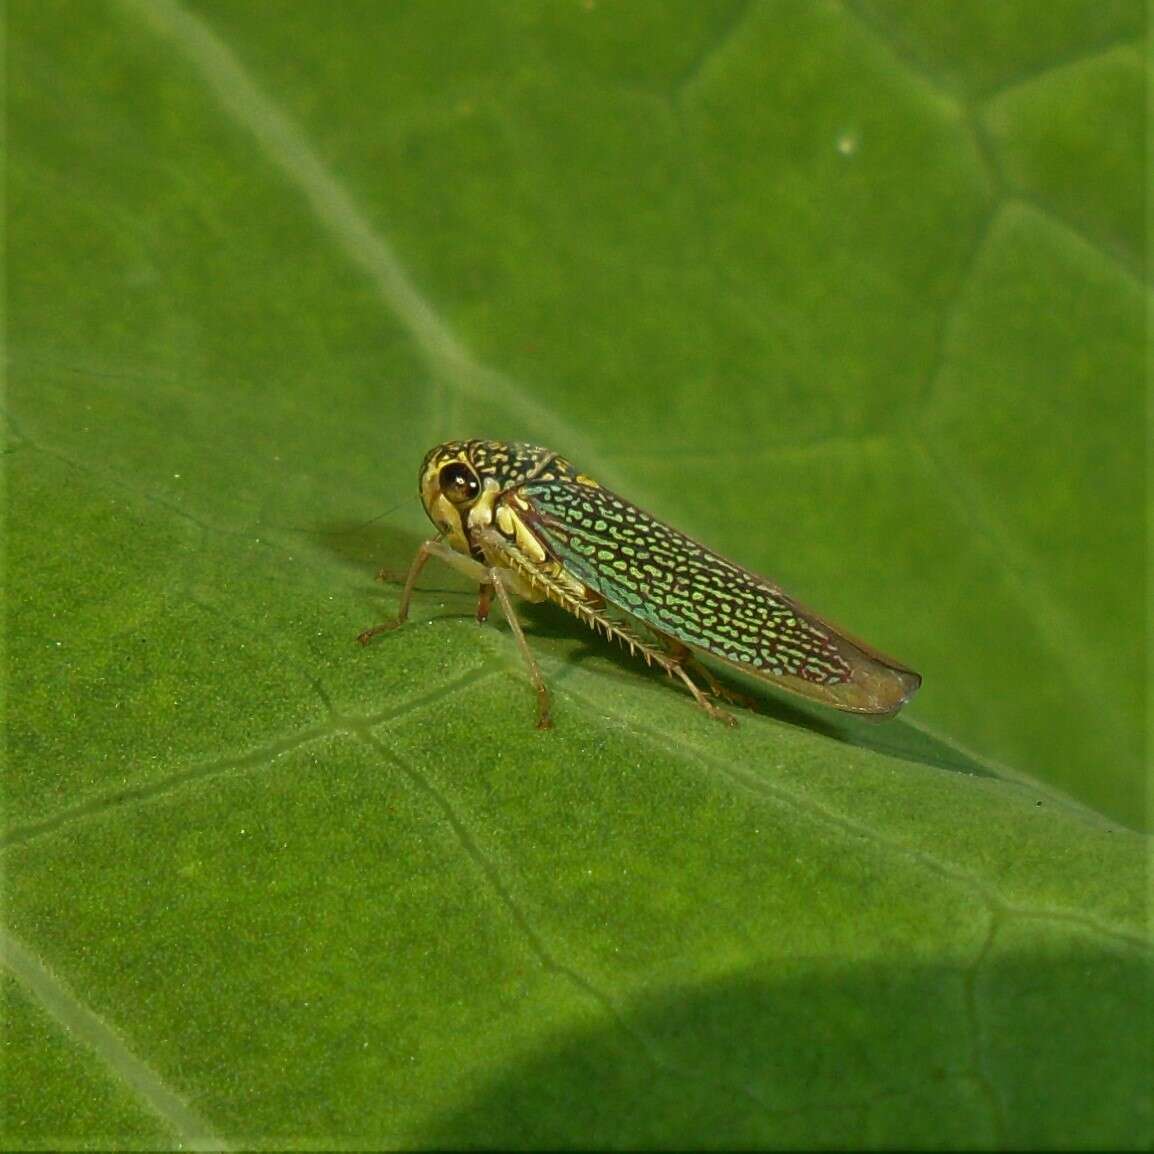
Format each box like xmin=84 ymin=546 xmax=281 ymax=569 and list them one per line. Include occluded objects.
xmin=439 ymin=462 xmax=480 ymax=505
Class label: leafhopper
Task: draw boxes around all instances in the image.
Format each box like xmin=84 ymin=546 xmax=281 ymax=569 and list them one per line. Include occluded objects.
xmin=360 ymin=440 xmax=921 ymax=729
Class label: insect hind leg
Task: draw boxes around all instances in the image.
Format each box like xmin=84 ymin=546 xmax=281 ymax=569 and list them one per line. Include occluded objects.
xmin=647 ymin=630 xmax=757 ymax=725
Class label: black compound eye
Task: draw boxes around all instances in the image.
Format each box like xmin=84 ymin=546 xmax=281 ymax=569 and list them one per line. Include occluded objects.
xmin=439 ymin=461 xmax=480 ymax=505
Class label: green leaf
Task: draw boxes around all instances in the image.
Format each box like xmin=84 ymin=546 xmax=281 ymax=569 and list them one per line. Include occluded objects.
xmin=4 ymin=0 xmax=1148 ymax=1148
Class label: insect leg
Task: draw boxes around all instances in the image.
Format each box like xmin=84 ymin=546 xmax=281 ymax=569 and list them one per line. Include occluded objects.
xmin=638 ymin=629 xmax=739 ymax=726
xmin=575 ymin=607 xmax=735 ymax=726
xmin=655 ymin=633 xmax=759 ymax=714
xmin=667 ymin=663 xmax=738 ymax=727
xmin=488 ymin=570 xmax=553 ymax=731
xmin=475 ymin=582 xmax=494 ymax=624
xmin=357 ymin=538 xmax=489 ymax=645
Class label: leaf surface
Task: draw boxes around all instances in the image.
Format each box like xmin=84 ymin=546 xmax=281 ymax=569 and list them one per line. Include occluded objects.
xmin=4 ymin=0 xmax=1148 ymax=1148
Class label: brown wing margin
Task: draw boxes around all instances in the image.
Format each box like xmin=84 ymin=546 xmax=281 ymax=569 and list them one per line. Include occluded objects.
xmin=701 ymin=596 xmax=922 ymax=716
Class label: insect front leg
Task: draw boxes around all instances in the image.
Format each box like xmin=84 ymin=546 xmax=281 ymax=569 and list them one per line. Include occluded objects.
xmin=357 ymin=538 xmax=489 ymax=645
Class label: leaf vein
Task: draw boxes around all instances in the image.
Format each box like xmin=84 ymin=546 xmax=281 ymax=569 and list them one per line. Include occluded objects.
xmin=0 ymin=931 xmax=230 ymax=1152
xmin=1 ymin=670 xmax=497 ymax=852
xmin=115 ymin=0 xmax=623 ymax=488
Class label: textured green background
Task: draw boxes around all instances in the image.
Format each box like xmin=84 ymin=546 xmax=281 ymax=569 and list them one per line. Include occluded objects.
xmin=3 ymin=0 xmax=1149 ymax=1148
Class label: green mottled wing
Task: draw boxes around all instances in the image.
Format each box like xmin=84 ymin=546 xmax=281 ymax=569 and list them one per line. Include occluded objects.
xmin=518 ymin=478 xmax=920 ymax=715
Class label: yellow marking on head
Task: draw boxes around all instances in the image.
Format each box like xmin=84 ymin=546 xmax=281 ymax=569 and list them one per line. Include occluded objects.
xmin=420 ymin=447 xmax=478 ymax=555
xmin=428 ymin=492 xmax=469 ymax=554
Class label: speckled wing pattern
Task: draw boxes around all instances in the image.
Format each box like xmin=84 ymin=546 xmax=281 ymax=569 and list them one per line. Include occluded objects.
xmin=516 ymin=476 xmax=920 ymax=713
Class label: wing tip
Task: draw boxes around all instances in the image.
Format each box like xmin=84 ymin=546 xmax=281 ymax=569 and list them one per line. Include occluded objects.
xmin=849 ymin=660 xmax=922 ymax=717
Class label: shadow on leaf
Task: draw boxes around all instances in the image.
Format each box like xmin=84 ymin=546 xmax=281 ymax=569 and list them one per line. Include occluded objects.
xmin=424 ymin=944 xmax=1151 ymax=1149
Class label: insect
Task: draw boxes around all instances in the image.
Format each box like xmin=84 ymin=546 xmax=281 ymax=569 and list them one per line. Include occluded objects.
xmin=359 ymin=440 xmax=921 ymax=729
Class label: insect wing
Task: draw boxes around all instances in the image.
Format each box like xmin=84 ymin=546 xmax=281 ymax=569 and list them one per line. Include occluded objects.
xmin=518 ymin=477 xmax=920 ymax=715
